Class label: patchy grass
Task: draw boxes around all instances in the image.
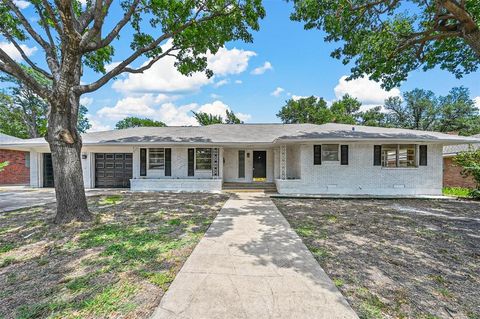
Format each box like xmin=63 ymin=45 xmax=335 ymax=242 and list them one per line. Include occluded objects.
xmin=443 ymin=187 xmax=472 ymax=198
xmin=0 ymin=192 xmax=228 ymax=319
xmin=274 ymin=198 xmax=480 ymax=319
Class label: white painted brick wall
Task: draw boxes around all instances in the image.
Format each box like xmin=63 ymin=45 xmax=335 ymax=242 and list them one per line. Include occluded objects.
xmin=276 ymin=143 xmax=443 ymax=195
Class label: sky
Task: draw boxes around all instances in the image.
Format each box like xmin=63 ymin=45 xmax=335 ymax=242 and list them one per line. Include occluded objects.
xmin=2 ymin=0 xmax=480 ymax=131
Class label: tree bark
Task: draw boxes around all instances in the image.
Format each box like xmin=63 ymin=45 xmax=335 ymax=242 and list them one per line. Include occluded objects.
xmin=463 ymin=29 xmax=480 ymax=57
xmin=47 ymin=91 xmax=92 ymax=224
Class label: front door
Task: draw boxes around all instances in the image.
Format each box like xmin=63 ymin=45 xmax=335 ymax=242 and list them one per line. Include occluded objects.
xmin=253 ymin=151 xmax=267 ymax=180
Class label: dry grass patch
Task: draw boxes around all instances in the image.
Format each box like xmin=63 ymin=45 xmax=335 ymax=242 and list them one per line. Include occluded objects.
xmin=273 ymin=198 xmax=480 ymax=319
xmin=0 ymin=192 xmax=228 ymax=319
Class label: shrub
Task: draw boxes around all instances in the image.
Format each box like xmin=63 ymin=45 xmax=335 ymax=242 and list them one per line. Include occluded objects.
xmin=454 ymin=147 xmax=480 ymax=194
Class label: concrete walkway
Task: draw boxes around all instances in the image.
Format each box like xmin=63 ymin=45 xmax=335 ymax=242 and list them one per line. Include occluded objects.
xmin=151 ymin=193 xmax=358 ymax=319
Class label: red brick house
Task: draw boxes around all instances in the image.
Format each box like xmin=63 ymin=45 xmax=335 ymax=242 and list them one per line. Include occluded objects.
xmin=0 ymin=133 xmax=30 ymax=185
xmin=443 ymin=134 xmax=480 ymax=188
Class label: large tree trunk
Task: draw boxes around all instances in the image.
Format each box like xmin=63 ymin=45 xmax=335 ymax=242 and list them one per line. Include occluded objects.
xmin=47 ymin=91 xmax=92 ymax=224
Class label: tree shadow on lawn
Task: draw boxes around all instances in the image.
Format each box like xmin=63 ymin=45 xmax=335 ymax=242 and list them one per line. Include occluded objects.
xmin=273 ymin=198 xmax=480 ymax=319
xmin=0 ymin=192 xmax=228 ymax=319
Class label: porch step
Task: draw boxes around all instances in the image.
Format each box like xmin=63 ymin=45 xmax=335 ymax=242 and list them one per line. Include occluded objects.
xmin=222 ymin=182 xmax=277 ymax=193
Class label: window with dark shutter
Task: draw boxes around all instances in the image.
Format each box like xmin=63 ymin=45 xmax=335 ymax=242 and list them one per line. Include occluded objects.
xmin=341 ymin=145 xmax=349 ymax=165
xmin=188 ymin=148 xmax=194 ymax=176
xmin=419 ymin=145 xmax=428 ymax=166
xmin=238 ymin=150 xmax=245 ymax=178
xmin=374 ymin=145 xmax=382 ymax=166
xmin=314 ymin=145 xmax=321 ymax=165
xmin=140 ymin=148 xmax=147 ymax=176
xmin=165 ymin=148 xmax=172 ymax=176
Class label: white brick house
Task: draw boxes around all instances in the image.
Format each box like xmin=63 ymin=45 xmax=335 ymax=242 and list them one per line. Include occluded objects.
xmin=1 ymin=123 xmax=478 ymax=195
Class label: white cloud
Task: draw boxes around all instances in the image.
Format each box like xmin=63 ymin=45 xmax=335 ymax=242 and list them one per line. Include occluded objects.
xmin=94 ymin=95 xmax=251 ymax=127
xmin=291 ymin=95 xmax=309 ymax=101
xmin=235 ymin=80 xmax=243 ymax=84
xmin=236 ymin=113 xmax=252 ymax=122
xmin=210 ymin=93 xmax=221 ymax=99
xmin=214 ymin=79 xmax=229 ymax=88
xmin=112 ymin=42 xmax=256 ymax=94
xmin=208 ymin=47 xmax=256 ymax=76
xmin=271 ymin=87 xmax=284 ymax=97
xmin=251 ymin=61 xmax=273 ymax=75
xmin=0 ymin=41 xmax=37 ymax=61
xmin=334 ymin=75 xmax=400 ymax=105
xmin=96 ymin=94 xmax=175 ymax=120
xmin=474 ymin=96 xmax=480 ymax=109
xmin=80 ymin=97 xmax=93 ymax=107
xmin=14 ymin=0 xmax=30 ymax=9
xmin=86 ymin=115 xmax=112 ymax=132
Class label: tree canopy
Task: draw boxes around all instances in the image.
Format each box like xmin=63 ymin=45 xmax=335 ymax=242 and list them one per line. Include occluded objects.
xmin=115 ymin=117 xmax=166 ymax=130
xmin=277 ymin=87 xmax=480 ymax=136
xmin=290 ymin=0 xmax=480 ymax=89
xmin=193 ymin=110 xmax=244 ymax=125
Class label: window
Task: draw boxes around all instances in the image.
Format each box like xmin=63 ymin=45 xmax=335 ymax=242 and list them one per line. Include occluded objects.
xmin=381 ymin=144 xmax=416 ymax=168
xmin=238 ymin=150 xmax=245 ymax=178
xmin=25 ymin=152 xmax=30 ymax=168
xmin=196 ymin=148 xmax=212 ymax=170
xmin=321 ymin=144 xmax=339 ymax=162
xmin=149 ymin=148 xmax=165 ymax=169
xmin=314 ymin=145 xmax=321 ymax=165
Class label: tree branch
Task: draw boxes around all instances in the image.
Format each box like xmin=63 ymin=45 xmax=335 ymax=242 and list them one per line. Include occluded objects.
xmin=0 ymin=30 xmax=53 ymax=80
xmin=79 ymin=0 xmax=114 ymax=50
xmin=4 ymin=0 xmax=52 ymax=51
xmin=41 ymin=0 xmax=63 ymax=35
xmin=82 ymin=0 xmax=141 ymax=52
xmin=0 ymin=51 xmax=49 ymax=100
xmin=77 ymin=9 xmax=224 ymax=94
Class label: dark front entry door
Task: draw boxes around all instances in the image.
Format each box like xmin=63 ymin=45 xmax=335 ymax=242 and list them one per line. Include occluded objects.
xmin=253 ymin=151 xmax=267 ymax=179
xmin=95 ymin=153 xmax=133 ymax=188
xmin=43 ymin=153 xmax=54 ymax=187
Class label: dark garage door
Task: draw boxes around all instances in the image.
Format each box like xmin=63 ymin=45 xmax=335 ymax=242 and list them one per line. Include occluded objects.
xmin=95 ymin=153 xmax=132 ymax=188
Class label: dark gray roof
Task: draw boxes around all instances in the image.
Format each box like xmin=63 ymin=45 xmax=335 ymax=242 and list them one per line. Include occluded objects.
xmin=0 ymin=133 xmax=23 ymax=144
xmin=1 ymin=123 xmax=480 ymax=147
xmin=443 ymin=134 xmax=480 ymax=156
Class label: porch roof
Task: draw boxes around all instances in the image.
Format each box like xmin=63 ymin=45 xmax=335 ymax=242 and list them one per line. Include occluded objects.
xmin=1 ymin=123 xmax=479 ymax=149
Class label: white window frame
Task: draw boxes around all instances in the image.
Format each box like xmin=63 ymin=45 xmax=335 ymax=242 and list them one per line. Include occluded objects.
xmin=148 ymin=148 xmax=165 ymax=170
xmin=381 ymin=144 xmax=417 ymax=168
xmin=195 ymin=148 xmax=212 ymax=170
xmin=321 ymin=144 xmax=339 ymax=162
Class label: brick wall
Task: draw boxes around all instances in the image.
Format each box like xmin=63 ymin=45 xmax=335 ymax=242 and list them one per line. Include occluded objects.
xmin=443 ymin=156 xmax=476 ymax=188
xmin=275 ymin=143 xmax=443 ymax=196
xmin=0 ymin=149 xmax=30 ymax=185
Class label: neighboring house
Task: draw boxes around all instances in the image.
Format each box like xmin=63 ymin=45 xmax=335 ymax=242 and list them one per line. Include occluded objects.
xmin=443 ymin=134 xmax=480 ymax=188
xmin=0 ymin=133 xmax=30 ymax=185
xmin=0 ymin=123 xmax=478 ymax=195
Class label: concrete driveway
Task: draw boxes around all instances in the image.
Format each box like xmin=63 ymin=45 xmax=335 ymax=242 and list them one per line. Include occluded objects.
xmin=0 ymin=186 xmax=126 ymax=212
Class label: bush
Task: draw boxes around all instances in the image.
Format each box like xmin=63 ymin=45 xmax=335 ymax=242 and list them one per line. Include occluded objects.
xmin=468 ymin=189 xmax=480 ymax=199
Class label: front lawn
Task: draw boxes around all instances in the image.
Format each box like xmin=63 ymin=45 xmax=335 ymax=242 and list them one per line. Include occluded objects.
xmin=0 ymin=192 xmax=228 ymax=319
xmin=442 ymin=187 xmax=473 ymax=198
xmin=273 ymin=198 xmax=480 ymax=319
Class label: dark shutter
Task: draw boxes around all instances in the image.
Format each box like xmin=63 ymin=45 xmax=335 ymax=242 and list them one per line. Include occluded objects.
xmin=419 ymin=145 xmax=427 ymax=166
xmin=238 ymin=150 xmax=245 ymax=178
xmin=374 ymin=145 xmax=382 ymax=166
xmin=140 ymin=148 xmax=147 ymax=176
xmin=314 ymin=145 xmax=321 ymax=165
xmin=341 ymin=145 xmax=349 ymax=165
xmin=188 ymin=148 xmax=194 ymax=176
xmin=165 ymin=148 xmax=172 ymax=176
